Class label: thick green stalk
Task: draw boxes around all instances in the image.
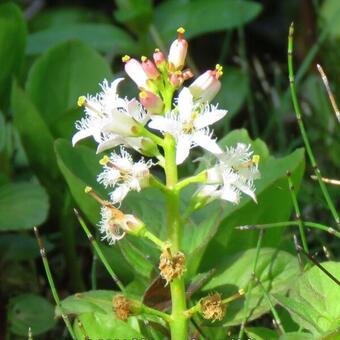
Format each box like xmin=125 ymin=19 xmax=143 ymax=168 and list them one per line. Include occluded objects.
xmin=163 ymin=133 xmax=188 ymax=339
xmin=288 ymin=23 xmax=340 ymax=229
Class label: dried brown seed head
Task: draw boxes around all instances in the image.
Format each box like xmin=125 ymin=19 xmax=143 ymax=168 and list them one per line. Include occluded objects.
xmin=112 ymin=295 xmax=131 ymax=321
xmin=159 ymin=249 xmax=186 ymax=285
xmin=200 ymin=292 xmax=226 ymax=322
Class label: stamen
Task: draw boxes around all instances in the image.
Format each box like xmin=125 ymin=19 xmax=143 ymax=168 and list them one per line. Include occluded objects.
xmin=122 ymin=55 xmax=131 ymax=63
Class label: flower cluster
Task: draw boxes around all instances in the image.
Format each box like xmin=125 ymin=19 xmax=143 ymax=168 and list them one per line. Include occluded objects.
xmin=72 ymin=27 xmax=260 ymax=244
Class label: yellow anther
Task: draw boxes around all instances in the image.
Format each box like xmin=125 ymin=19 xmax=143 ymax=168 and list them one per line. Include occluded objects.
xmin=77 ymin=96 xmax=86 ymax=107
xmin=238 ymin=288 xmax=245 ymax=296
xmin=139 ymin=90 xmax=147 ymax=99
xmin=252 ymin=155 xmax=260 ymax=166
xmin=141 ymin=56 xmax=147 ymax=62
xmin=99 ymin=155 xmax=110 ymax=166
xmin=122 ymin=55 xmax=131 ymax=63
xmin=84 ymin=186 xmax=93 ymax=193
xmin=215 ymin=64 xmax=223 ymax=77
xmin=177 ymin=27 xmax=185 ymax=34
xmin=154 ymin=48 xmax=160 ymax=52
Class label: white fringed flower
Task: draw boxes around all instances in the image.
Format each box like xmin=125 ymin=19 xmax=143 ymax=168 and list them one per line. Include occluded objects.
xmin=97 ymin=147 xmax=153 ymax=204
xmin=72 ymin=78 xmax=149 ymax=153
xmin=197 ymin=143 xmax=260 ymax=204
xmin=148 ymin=87 xmax=227 ymax=164
xmin=98 ymin=206 xmax=142 ymax=245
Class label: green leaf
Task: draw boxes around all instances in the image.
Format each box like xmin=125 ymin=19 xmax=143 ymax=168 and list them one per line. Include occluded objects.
xmin=59 ymin=290 xmax=115 ymax=316
xmin=74 ymin=312 xmax=143 ymax=339
xmin=277 ymin=262 xmax=340 ymax=335
xmin=201 ymin=248 xmax=300 ymax=326
xmin=8 ymin=294 xmax=56 ymax=336
xmin=12 ymin=83 xmax=60 ymax=184
xmin=279 ymin=332 xmax=316 ymax=340
xmin=154 ymin=0 xmax=262 ymax=41
xmin=245 ymin=327 xmax=277 ymax=340
xmin=320 ymin=0 xmax=340 ymax=38
xmin=27 ymin=23 xmax=137 ymax=55
xmin=0 ymin=182 xmax=49 ymax=231
xmin=26 ymin=40 xmax=111 ymax=127
xmin=214 ymin=67 xmax=249 ymax=117
xmin=0 ymin=2 xmax=26 ymax=108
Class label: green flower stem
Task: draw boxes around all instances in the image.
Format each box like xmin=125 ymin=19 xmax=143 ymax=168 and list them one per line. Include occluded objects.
xmin=142 ymin=229 xmax=166 ymax=250
xmin=239 ymin=229 xmax=264 ymax=339
xmin=140 ymin=303 xmax=172 ymax=323
xmin=175 ymin=171 xmax=207 ymax=192
xmin=236 ymin=221 xmax=340 ymax=239
xmin=149 ymin=175 xmax=171 ymax=194
xmin=139 ymin=126 xmax=164 ymax=147
xmin=288 ymin=23 xmax=340 ymax=229
xmin=74 ymin=209 xmax=125 ymax=292
xmin=254 ymin=275 xmax=285 ymax=334
xmin=163 ymin=133 xmax=188 ymax=340
xmin=33 ymin=227 xmax=76 ymax=340
xmin=287 ymin=173 xmax=309 ymax=253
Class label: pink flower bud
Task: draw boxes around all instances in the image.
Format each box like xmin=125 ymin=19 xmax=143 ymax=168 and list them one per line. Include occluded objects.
xmin=122 ymin=55 xmax=149 ymax=89
xmin=139 ymin=90 xmax=164 ymax=114
xmin=169 ymin=72 xmax=183 ymax=88
xmin=182 ymin=68 xmax=194 ymax=81
xmin=141 ymin=56 xmax=160 ymax=79
xmin=153 ymin=49 xmax=166 ymax=67
xmin=168 ymin=27 xmax=188 ymax=71
xmin=189 ymin=65 xmax=223 ymax=102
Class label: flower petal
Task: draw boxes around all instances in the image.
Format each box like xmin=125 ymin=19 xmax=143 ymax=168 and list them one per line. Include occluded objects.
xmin=148 ymin=116 xmax=178 ymax=135
xmin=72 ymin=128 xmax=95 ymax=146
xmin=176 ymin=134 xmax=192 ymax=164
xmin=192 ymin=132 xmax=222 ymax=155
xmin=177 ymin=87 xmax=194 ymax=122
xmin=96 ymin=135 xmax=124 ymax=153
xmin=194 ymin=109 xmax=228 ymax=129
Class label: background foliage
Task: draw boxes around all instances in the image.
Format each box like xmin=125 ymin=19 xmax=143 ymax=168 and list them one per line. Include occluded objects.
xmin=0 ymin=0 xmax=339 ymax=339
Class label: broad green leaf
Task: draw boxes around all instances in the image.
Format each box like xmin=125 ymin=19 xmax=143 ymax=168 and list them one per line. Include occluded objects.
xmin=214 ymin=67 xmax=249 ymax=118
xmin=8 ymin=294 xmax=56 ymax=336
xmin=201 ymin=248 xmax=300 ymax=326
xmin=54 ymin=139 xmax=104 ymax=225
xmin=278 ymin=262 xmax=340 ymax=335
xmin=27 ymin=23 xmax=137 ymax=55
xmin=320 ymin=0 xmax=340 ymax=38
xmin=12 ymin=83 xmax=60 ymax=184
xmin=74 ymin=313 xmax=143 ymax=339
xmin=279 ymin=332 xmax=316 ymax=340
xmin=0 ymin=234 xmax=53 ymax=261
xmin=0 ymin=2 xmax=26 ymax=108
xmin=59 ymin=290 xmax=115 ymax=316
xmin=245 ymin=327 xmax=277 ymax=340
xmin=26 ymin=40 xmax=111 ymax=127
xmin=0 ymin=182 xmax=49 ymax=231
xmin=154 ymin=0 xmax=262 ymax=41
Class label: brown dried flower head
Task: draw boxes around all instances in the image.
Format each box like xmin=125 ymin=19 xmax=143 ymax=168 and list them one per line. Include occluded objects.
xmin=159 ymin=248 xmax=186 ymax=285
xmin=112 ymin=295 xmax=131 ymax=321
xmin=200 ymin=292 xmax=226 ymax=322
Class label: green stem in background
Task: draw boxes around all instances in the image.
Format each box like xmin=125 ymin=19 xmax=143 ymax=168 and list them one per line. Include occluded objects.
xmin=163 ymin=133 xmax=188 ymax=340
xmin=33 ymin=227 xmax=76 ymax=340
xmin=254 ymin=275 xmax=285 ymax=334
xmin=175 ymin=170 xmax=207 ymax=192
xmin=74 ymin=209 xmax=125 ymax=292
xmin=91 ymin=254 xmax=97 ymax=290
xmin=288 ymin=23 xmax=340 ymax=229
xmin=61 ymin=192 xmax=85 ymax=291
xmin=236 ymin=221 xmax=340 ymax=239
xmin=238 ymin=229 xmax=264 ymax=339
xmin=287 ymin=172 xmax=309 ymax=253
xmin=142 ymin=229 xmax=166 ymax=250
xmin=140 ymin=304 xmax=172 ymax=323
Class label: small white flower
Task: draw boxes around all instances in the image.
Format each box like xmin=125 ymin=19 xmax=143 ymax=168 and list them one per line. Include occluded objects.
xmin=148 ymin=87 xmax=227 ymax=164
xmin=72 ymin=78 xmax=149 ymax=153
xmin=98 ymin=206 xmax=141 ymax=245
xmin=97 ymin=147 xmax=153 ymax=204
xmin=198 ymin=143 xmax=260 ymax=204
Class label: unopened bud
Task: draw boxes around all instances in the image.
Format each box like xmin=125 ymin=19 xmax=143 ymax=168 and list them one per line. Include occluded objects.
xmin=169 ymin=72 xmax=184 ymax=88
xmin=182 ymin=68 xmax=194 ymax=80
xmin=201 ymin=292 xmax=226 ymax=323
xmin=123 ymin=56 xmax=150 ymax=90
xmin=153 ymin=48 xmax=166 ymax=70
xmin=168 ymin=27 xmax=188 ymax=71
xmin=141 ymin=56 xmax=160 ymax=79
xmin=189 ymin=65 xmax=223 ymax=103
xmin=139 ymin=90 xmax=164 ymax=114
xmin=159 ymin=249 xmax=186 ymax=285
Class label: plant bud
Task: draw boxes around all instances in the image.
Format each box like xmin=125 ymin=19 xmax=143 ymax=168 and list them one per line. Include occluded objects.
xmin=169 ymin=72 xmax=184 ymax=88
xmin=168 ymin=27 xmax=188 ymax=71
xmin=153 ymin=48 xmax=166 ymax=71
xmin=141 ymin=56 xmax=160 ymax=79
xmin=122 ymin=55 xmax=149 ymax=89
xmin=139 ymin=90 xmax=164 ymax=114
xmin=189 ymin=64 xmax=223 ymax=102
